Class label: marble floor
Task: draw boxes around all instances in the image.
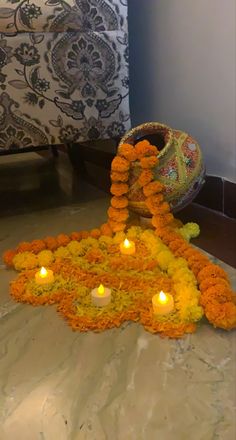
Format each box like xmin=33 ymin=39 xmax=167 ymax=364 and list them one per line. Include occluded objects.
xmin=0 ymin=153 xmax=235 ymax=440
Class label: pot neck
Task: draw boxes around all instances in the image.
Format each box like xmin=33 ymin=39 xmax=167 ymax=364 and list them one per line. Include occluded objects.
xmin=119 ymin=122 xmax=174 ymax=158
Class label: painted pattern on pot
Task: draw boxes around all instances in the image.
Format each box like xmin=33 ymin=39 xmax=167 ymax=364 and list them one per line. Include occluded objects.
xmin=120 ymin=123 xmax=205 ymax=217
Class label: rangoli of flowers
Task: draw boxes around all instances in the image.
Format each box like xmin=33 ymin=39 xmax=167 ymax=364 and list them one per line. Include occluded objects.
xmin=3 ymin=140 xmax=236 ymax=338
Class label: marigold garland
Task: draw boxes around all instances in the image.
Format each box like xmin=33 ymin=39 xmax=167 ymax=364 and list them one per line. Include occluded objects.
xmin=111 ymin=171 xmax=129 ymax=182
xmin=3 ymin=137 xmax=236 ymax=335
xmin=110 ymin=183 xmax=129 ymax=197
xmin=8 ymin=228 xmax=205 ymax=338
xmin=111 ymin=156 xmax=130 ymax=172
xmin=111 ymin=196 xmax=129 ymax=209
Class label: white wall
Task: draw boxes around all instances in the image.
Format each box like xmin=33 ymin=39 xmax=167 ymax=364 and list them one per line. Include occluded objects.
xmin=129 ymin=0 xmax=236 ymax=182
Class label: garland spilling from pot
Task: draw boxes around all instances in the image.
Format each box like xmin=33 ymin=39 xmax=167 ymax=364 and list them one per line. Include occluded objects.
xmin=3 ymin=140 xmax=236 ymax=338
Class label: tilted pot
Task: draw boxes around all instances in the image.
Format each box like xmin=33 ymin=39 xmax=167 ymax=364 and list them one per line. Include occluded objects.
xmin=119 ymin=122 xmax=205 ymax=217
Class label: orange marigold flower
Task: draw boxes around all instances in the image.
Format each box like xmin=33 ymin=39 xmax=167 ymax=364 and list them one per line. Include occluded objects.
xmin=110 ymin=183 xmax=129 ymax=196
xmin=134 ymin=139 xmax=150 ymax=154
xmin=202 ymin=284 xmax=234 ymax=304
xmin=149 ymin=201 xmax=171 ymax=215
xmin=200 ymin=277 xmax=230 ymax=292
xmin=205 ymin=302 xmax=236 ymax=330
xmin=155 ymin=226 xmax=175 ymax=245
xmin=17 ymin=241 xmax=32 ymax=253
xmin=197 ymin=264 xmax=228 ymax=284
xmin=145 ymin=195 xmax=164 ymax=214
xmin=30 ymin=239 xmax=46 ymax=253
xmin=140 ymin=156 xmax=158 ymax=169
xmin=191 ymin=261 xmax=207 ymax=277
xmin=85 ymin=248 xmax=104 ymax=264
xmin=151 ymin=214 xmax=173 ymax=229
xmin=168 ymin=239 xmax=186 ymax=252
xmin=70 ymin=232 xmax=82 ymax=241
xmin=183 ymin=248 xmax=199 ymax=259
xmin=100 ymin=223 xmax=113 ymax=236
xmin=108 ymin=220 xmax=126 ymax=232
xmin=149 ymin=193 xmax=165 ymax=204
xmin=188 ymin=254 xmax=209 ymax=266
xmin=164 ymin=213 xmax=174 ymax=224
xmin=135 ymin=140 xmax=158 ymax=158
xmin=3 ymin=249 xmax=17 ymax=267
xmin=44 ymin=236 xmax=58 ymax=251
xmin=111 ymin=171 xmax=129 ymax=182
xmin=156 ymin=227 xmax=176 ymax=243
xmin=56 ymin=234 xmax=70 ymax=247
xmin=158 ymin=202 xmax=171 ymax=214
xmin=111 ymin=196 xmax=129 ymax=209
xmin=118 ymin=143 xmax=137 ymax=162
xmin=174 ymin=243 xmax=190 ymax=256
xmin=143 ymin=182 xmax=165 ymax=197
xmin=90 ymin=228 xmax=101 ymax=239
xmin=107 ymin=207 xmax=129 ymax=222
xmin=111 ymin=156 xmax=130 ymax=172
xmin=138 ymin=169 xmax=153 ymax=187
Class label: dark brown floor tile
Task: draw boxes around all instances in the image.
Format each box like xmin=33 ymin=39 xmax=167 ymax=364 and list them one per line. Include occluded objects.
xmin=224 ymin=179 xmax=236 ymax=219
xmin=194 ymin=175 xmax=223 ymax=212
xmin=178 ymin=204 xmax=236 ymax=268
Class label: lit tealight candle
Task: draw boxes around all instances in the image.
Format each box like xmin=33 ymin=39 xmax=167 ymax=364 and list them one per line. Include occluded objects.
xmin=91 ymin=284 xmax=111 ymax=307
xmin=35 ymin=266 xmax=54 ymax=285
xmin=152 ymin=291 xmax=174 ymax=315
xmin=120 ymin=238 xmax=136 ymax=255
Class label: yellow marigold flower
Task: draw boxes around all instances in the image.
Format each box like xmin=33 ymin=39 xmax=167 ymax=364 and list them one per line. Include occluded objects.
xmin=146 ymin=239 xmax=167 ymax=258
xmin=179 ymin=303 xmax=204 ymax=323
xmin=113 ymin=231 xmax=126 ymax=244
xmin=172 ymin=267 xmax=197 ymax=285
xmin=179 ymin=228 xmax=191 ymax=242
xmin=127 ymin=226 xmax=142 ymax=239
xmin=99 ymin=235 xmax=113 ymax=248
xmin=156 ymin=250 xmax=175 ymax=271
xmin=67 ymin=240 xmax=84 ymax=256
xmin=38 ymin=250 xmax=54 ymax=267
xmin=80 ymin=237 xmax=99 ymax=251
xmin=184 ymin=222 xmax=200 ymax=238
xmin=13 ymin=252 xmax=38 ymax=271
xmin=54 ymin=246 xmax=71 ymax=259
xmin=141 ymin=232 xmax=165 ymax=254
xmin=167 ymin=258 xmax=188 ymax=276
xmin=174 ymin=284 xmax=203 ymax=322
xmin=140 ymin=229 xmax=155 ymax=241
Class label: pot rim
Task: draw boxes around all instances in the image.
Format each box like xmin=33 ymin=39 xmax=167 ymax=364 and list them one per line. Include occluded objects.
xmin=119 ymin=122 xmax=174 ymax=160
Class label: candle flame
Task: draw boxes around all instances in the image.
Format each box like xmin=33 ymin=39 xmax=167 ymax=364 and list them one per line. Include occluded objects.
xmin=124 ymin=238 xmax=131 ymax=248
xmin=159 ymin=291 xmax=167 ymax=304
xmin=40 ymin=267 xmax=48 ymax=278
xmin=98 ymin=284 xmax=105 ymax=295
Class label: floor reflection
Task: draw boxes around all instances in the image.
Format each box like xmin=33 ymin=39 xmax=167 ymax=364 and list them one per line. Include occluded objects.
xmin=0 ymin=151 xmax=106 ymax=218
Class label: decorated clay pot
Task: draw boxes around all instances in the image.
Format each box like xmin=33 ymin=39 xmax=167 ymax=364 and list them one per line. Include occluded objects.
xmin=119 ymin=122 xmax=205 ymax=217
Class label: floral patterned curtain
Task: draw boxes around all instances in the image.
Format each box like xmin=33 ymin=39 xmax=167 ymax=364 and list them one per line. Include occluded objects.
xmin=0 ymin=0 xmax=130 ymax=151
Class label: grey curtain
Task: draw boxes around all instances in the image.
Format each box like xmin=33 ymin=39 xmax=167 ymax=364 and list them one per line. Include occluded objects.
xmin=0 ymin=0 xmax=130 ymax=151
